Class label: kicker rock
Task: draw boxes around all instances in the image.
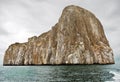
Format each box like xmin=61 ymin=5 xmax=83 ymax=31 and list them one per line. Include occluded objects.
xmin=3 ymin=5 xmax=114 ymax=65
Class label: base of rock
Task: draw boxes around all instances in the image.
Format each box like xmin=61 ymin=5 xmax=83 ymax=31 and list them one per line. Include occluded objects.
xmin=3 ymin=62 xmax=115 ymax=66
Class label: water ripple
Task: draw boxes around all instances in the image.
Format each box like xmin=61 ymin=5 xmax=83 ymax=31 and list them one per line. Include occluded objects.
xmin=0 ymin=65 xmax=119 ymax=82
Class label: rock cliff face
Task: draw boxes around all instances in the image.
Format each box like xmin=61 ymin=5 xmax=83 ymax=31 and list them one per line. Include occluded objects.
xmin=3 ymin=5 xmax=114 ymax=65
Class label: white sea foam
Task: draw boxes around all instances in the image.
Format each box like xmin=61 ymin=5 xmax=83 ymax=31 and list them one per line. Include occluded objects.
xmin=109 ymin=71 xmax=120 ymax=82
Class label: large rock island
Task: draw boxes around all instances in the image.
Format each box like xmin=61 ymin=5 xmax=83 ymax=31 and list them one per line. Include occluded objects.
xmin=3 ymin=5 xmax=114 ymax=65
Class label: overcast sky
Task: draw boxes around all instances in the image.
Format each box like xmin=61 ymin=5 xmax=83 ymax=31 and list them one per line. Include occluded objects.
xmin=0 ymin=0 xmax=120 ymax=64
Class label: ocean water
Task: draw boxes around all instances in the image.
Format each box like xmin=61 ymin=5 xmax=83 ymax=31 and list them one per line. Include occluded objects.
xmin=0 ymin=62 xmax=120 ymax=82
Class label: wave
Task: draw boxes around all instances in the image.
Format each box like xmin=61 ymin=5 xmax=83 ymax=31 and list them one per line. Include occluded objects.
xmin=110 ymin=71 xmax=120 ymax=81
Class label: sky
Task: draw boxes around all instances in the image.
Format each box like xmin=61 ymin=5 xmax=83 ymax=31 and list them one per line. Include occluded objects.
xmin=0 ymin=0 xmax=120 ymax=64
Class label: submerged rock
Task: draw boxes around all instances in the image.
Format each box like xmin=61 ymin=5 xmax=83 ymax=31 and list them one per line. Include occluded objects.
xmin=3 ymin=5 xmax=114 ymax=65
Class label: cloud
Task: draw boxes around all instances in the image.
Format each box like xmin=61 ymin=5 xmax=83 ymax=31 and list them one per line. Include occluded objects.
xmin=0 ymin=28 xmax=8 ymax=35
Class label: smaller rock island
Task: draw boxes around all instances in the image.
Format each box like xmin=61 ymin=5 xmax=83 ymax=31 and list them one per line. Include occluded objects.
xmin=3 ymin=5 xmax=115 ymax=65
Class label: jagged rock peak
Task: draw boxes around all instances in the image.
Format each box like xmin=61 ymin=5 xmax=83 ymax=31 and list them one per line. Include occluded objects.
xmin=3 ymin=5 xmax=114 ymax=65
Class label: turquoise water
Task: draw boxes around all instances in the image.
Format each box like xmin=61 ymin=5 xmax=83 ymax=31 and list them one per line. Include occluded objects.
xmin=0 ymin=63 xmax=120 ymax=82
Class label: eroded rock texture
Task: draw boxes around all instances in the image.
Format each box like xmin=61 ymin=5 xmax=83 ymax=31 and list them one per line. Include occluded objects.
xmin=3 ymin=5 xmax=114 ymax=65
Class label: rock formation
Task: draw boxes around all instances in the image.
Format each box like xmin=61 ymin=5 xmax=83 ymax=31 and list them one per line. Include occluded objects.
xmin=3 ymin=5 xmax=114 ymax=65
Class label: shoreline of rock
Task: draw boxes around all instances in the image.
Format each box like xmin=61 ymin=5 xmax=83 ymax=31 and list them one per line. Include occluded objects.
xmin=3 ymin=63 xmax=115 ymax=66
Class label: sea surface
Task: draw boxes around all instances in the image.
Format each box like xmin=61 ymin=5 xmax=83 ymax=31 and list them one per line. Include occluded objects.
xmin=0 ymin=61 xmax=120 ymax=82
